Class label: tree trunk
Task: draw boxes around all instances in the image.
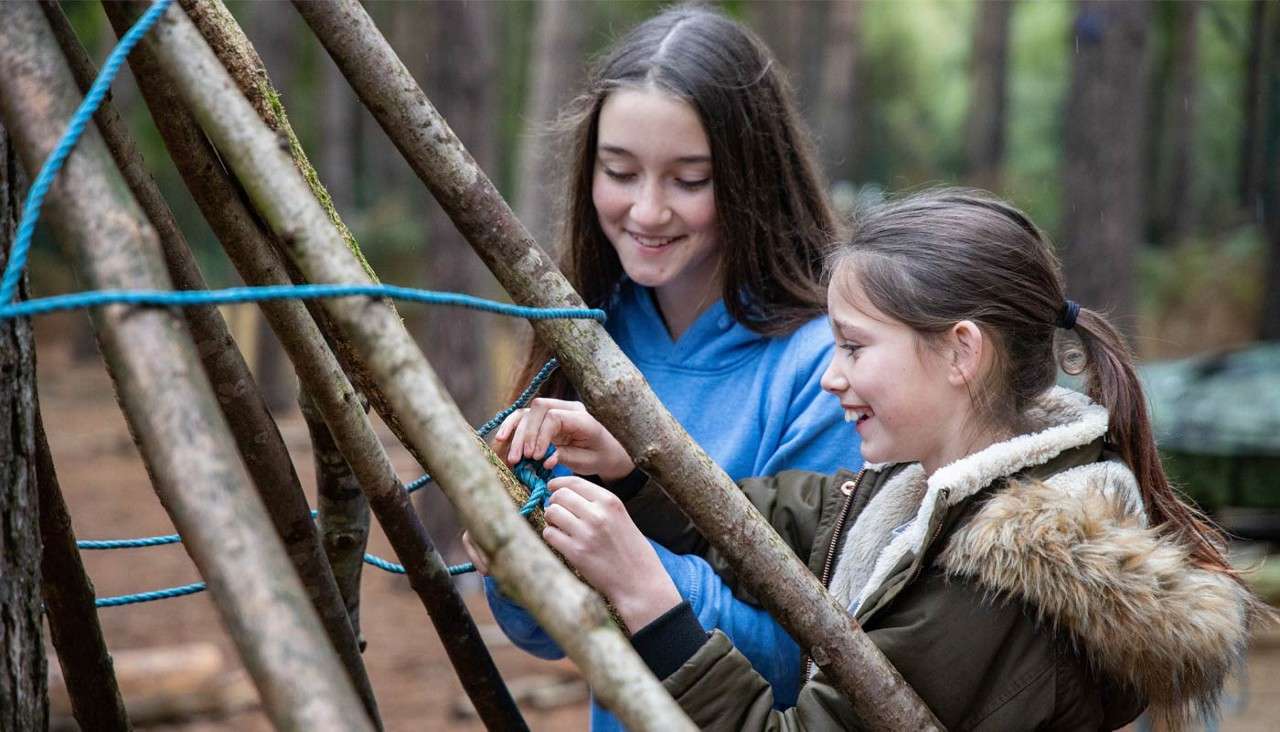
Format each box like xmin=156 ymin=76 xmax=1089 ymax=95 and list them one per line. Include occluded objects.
xmin=1061 ymin=0 xmax=1152 ymax=336
xmin=816 ymin=0 xmax=863 ymax=186
xmin=515 ymin=0 xmax=588 ymax=249
xmin=1151 ymin=0 xmax=1200 ymax=244
xmin=0 ymin=5 xmax=372 ymax=729
xmin=964 ymin=0 xmax=1014 ymax=191
xmin=294 ymin=1 xmax=943 ymax=727
xmin=301 ymin=391 xmax=371 ymax=646
xmin=0 ymin=108 xmax=47 ymax=732
xmin=158 ymin=1 xmax=695 ymax=725
xmin=1240 ymin=0 xmax=1273 ymax=212
xmin=35 ymin=406 xmax=132 ymax=732
xmin=1258 ymin=3 xmax=1280 ymax=340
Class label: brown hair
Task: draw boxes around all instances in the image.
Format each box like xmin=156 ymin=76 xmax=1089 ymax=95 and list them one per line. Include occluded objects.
xmin=513 ymin=3 xmax=837 ymax=398
xmin=831 ymin=188 xmax=1233 ymax=575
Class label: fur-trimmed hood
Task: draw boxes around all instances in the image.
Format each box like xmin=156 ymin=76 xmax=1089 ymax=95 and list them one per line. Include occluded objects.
xmin=830 ymin=387 xmax=1260 ymax=726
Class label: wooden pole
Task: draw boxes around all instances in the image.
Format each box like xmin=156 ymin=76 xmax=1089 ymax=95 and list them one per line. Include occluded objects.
xmin=0 ymin=6 xmax=373 ymax=730
xmin=294 ymin=0 xmax=941 ymax=727
xmin=137 ymin=2 xmax=694 ymax=728
xmin=99 ymin=5 xmax=528 ymax=728
xmin=34 ymin=406 xmax=132 ymax=732
xmin=41 ymin=5 xmax=382 ymax=723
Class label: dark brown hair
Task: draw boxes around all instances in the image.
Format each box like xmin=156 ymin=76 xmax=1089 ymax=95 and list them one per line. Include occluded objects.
xmin=514 ymin=3 xmax=837 ymax=398
xmin=830 ymin=188 xmax=1233 ymax=575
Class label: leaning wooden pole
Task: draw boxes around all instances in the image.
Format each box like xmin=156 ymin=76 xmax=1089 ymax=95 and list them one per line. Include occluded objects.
xmin=34 ymin=407 xmax=132 ymax=732
xmin=100 ymin=6 xmax=527 ymax=728
xmin=42 ymin=6 xmax=382 ymax=723
xmin=136 ymin=3 xmax=694 ymax=729
xmin=0 ymin=6 xmax=373 ymax=730
xmin=294 ymin=0 xmax=941 ymax=727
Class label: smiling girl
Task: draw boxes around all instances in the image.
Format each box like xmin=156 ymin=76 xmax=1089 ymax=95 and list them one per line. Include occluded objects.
xmin=524 ymin=189 xmax=1264 ymax=729
xmin=476 ymin=6 xmax=861 ymax=730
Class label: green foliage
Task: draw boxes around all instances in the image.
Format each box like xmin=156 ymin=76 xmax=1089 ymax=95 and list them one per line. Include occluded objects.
xmin=1137 ymin=226 xmax=1265 ymax=357
xmin=1004 ymin=0 xmax=1071 ymax=235
xmin=858 ymin=0 xmax=973 ymax=185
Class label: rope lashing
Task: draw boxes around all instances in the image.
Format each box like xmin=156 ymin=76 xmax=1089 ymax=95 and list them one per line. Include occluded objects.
xmin=79 ymin=360 xmax=559 ymax=607
xmin=85 ymin=453 xmax=555 ymax=607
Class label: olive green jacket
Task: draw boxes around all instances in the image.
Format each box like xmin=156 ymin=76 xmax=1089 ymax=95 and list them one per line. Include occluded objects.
xmin=630 ymin=388 xmax=1257 ymax=730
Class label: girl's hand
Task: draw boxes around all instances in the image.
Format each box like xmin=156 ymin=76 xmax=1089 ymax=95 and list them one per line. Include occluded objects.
xmin=492 ymin=398 xmax=635 ymax=482
xmin=541 ymin=476 xmax=682 ymax=632
xmin=460 ymin=531 xmax=490 ymax=576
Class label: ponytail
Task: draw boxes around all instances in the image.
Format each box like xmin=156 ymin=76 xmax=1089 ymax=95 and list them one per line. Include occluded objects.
xmin=1070 ymin=308 xmax=1235 ymax=575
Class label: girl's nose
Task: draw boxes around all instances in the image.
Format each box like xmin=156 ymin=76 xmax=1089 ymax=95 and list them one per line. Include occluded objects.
xmin=630 ymin=180 xmax=671 ymax=227
xmin=820 ymin=358 xmax=847 ymax=394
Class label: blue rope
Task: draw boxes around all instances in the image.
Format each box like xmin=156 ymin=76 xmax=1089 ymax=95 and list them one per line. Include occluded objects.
xmin=90 ymin=457 xmax=553 ymax=607
xmin=95 ymin=582 xmax=207 ymax=608
xmin=0 ymin=0 xmax=174 ymax=306
xmin=0 ymin=285 xmax=604 ymax=324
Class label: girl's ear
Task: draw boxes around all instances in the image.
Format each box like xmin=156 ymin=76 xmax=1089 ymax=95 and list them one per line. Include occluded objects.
xmin=946 ymin=320 xmax=984 ymax=387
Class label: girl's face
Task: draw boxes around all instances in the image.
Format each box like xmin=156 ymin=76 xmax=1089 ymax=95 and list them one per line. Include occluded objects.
xmin=820 ymin=269 xmax=977 ymax=474
xmin=592 ymin=88 xmax=720 ymax=305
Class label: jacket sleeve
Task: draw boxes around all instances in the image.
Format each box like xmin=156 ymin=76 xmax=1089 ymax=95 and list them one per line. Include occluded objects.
xmin=624 ymin=469 xmax=843 ymax=563
xmin=484 ymin=540 xmax=802 ymax=707
xmin=653 ymin=569 xmax=1058 ymax=731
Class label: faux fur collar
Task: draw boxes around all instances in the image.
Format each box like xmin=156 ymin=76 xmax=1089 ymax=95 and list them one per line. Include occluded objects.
xmin=827 ymin=387 xmax=1255 ymax=726
xmin=834 ymin=387 xmax=1111 ymax=612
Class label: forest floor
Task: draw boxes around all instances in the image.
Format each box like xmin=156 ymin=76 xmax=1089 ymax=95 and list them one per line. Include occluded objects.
xmin=35 ymin=336 xmax=1280 ymax=731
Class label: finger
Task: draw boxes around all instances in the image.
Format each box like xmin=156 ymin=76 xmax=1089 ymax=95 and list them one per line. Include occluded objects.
xmin=543 ymin=502 xmax=588 ymax=537
xmin=542 ymin=524 xmax=577 ymax=558
xmin=546 ymin=484 xmax=597 ymax=521
xmin=507 ymin=408 xmax=535 ymax=464
xmin=460 ymin=532 xmax=489 ymax=576
xmin=494 ymin=409 xmax=524 ymax=444
xmin=543 ymin=450 xmax=560 ymax=470
xmin=533 ymin=410 xmax=571 ymax=461
xmin=555 ymin=477 xmax=618 ymax=504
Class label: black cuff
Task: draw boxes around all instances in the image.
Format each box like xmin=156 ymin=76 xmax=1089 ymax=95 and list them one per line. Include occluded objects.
xmin=606 ymin=467 xmax=649 ymax=502
xmin=629 ymin=601 xmax=708 ymax=680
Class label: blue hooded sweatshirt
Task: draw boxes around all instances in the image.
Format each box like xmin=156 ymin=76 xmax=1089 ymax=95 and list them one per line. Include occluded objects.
xmin=485 ymin=280 xmax=861 ymax=729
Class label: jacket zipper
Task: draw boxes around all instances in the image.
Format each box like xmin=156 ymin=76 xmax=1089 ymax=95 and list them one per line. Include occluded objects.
xmin=803 ymin=469 xmax=865 ymax=679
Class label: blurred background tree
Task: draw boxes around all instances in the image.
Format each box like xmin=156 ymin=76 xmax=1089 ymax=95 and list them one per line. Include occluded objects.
xmin=43 ymin=0 xmax=1278 ymax=527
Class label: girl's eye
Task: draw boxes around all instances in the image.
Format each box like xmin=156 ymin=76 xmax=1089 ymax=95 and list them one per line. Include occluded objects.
xmin=840 ymin=343 xmax=863 ymax=358
xmin=675 ymin=177 xmax=711 ymax=191
xmin=603 ymin=168 xmax=636 ymax=182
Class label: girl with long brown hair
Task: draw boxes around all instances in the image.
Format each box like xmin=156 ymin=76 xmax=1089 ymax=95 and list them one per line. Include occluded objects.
xmin=476 ymin=6 xmax=862 ymax=730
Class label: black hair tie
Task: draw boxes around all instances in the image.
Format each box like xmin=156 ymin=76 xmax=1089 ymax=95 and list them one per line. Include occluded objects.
xmin=1056 ymin=300 xmax=1080 ymax=330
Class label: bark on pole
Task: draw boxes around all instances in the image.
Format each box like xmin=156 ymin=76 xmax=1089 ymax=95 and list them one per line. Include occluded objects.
xmin=34 ymin=407 xmax=132 ymax=732
xmin=44 ymin=6 xmax=382 ymax=723
xmin=0 ymin=114 xmax=47 ymax=732
xmin=138 ymin=4 xmax=694 ymax=729
xmin=294 ymin=0 xmax=941 ymax=727
xmin=0 ymin=5 xmax=372 ymax=730
xmin=100 ymin=5 xmax=527 ymax=727
xmin=300 ymin=391 xmax=371 ymax=647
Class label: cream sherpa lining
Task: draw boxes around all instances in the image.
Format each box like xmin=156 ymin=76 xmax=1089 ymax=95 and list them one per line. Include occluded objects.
xmin=841 ymin=387 xmax=1110 ymax=613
